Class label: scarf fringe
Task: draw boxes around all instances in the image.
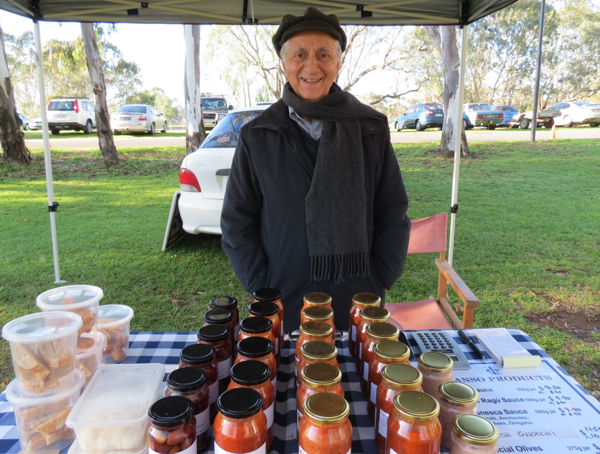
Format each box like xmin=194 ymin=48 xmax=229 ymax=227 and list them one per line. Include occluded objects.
xmin=311 ymin=252 xmax=370 ymax=284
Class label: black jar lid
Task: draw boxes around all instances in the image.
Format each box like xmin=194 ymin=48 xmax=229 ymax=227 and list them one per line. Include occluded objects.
xmin=209 ymin=296 xmax=238 ymax=310
xmin=239 ymin=316 xmax=273 ymax=334
xmin=167 ymin=367 xmax=207 ymax=392
xmin=252 ymin=288 xmax=282 ymax=301
xmin=197 ymin=324 xmax=229 ymax=342
xmin=148 ymin=396 xmax=194 ymax=427
xmin=230 ymin=360 xmax=270 ymax=386
xmin=248 ymin=301 xmax=278 ymax=317
xmin=237 ymin=337 xmax=273 ymax=358
xmin=218 ymin=388 xmax=263 ymax=419
xmin=203 ymin=308 xmax=233 ymax=325
xmin=180 ymin=343 xmax=216 ymax=365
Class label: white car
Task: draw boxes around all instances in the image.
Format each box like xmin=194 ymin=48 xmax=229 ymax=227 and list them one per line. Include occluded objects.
xmin=547 ymin=101 xmax=600 ymax=128
xmin=47 ymin=97 xmax=96 ymax=135
xmin=111 ymin=104 xmax=168 ymax=135
xmin=178 ymin=105 xmax=269 ymax=235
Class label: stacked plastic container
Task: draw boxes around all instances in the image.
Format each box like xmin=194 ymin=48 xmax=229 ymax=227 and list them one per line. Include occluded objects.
xmin=97 ymin=304 xmax=134 ymax=364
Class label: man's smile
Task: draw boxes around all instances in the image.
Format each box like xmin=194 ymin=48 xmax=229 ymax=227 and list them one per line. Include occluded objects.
xmin=301 ymin=77 xmax=323 ymax=83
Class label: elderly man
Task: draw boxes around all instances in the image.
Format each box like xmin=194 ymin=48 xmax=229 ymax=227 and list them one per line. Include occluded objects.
xmin=221 ymin=7 xmax=411 ymax=331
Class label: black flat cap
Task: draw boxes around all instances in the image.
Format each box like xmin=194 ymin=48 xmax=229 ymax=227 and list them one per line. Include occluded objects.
xmin=272 ymin=7 xmax=347 ymax=55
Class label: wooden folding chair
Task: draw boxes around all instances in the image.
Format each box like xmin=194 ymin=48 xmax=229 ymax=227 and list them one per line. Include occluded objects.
xmin=385 ymin=213 xmax=480 ymax=330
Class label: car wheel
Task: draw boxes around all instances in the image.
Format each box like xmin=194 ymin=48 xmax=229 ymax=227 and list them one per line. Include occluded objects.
xmin=51 ymin=129 xmax=60 ymax=135
xmin=148 ymin=123 xmax=155 ymax=135
xmin=394 ymin=122 xmax=401 ymax=132
xmin=113 ymin=130 xmax=121 ymax=135
xmin=487 ymin=125 xmax=496 ymax=130
xmin=23 ymin=123 xmax=30 ymax=131
xmin=83 ymin=120 xmax=92 ymax=134
xmin=590 ymin=123 xmax=599 ymax=128
xmin=162 ymin=122 xmax=168 ymax=133
xmin=563 ymin=116 xmax=573 ymax=128
xmin=462 ymin=119 xmax=468 ymax=130
xmin=415 ymin=120 xmax=425 ymax=131
xmin=519 ymin=118 xmax=531 ymax=129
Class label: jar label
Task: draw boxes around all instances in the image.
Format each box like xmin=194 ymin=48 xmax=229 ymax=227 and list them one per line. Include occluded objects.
xmin=218 ymin=356 xmax=232 ymax=379
xmin=280 ymin=322 xmax=284 ymax=337
xmin=208 ymin=380 xmax=218 ymax=404
xmin=363 ymin=361 xmax=369 ymax=381
xmin=358 ymin=343 xmax=362 ymax=359
xmin=370 ymin=382 xmax=377 ymax=404
xmin=151 ymin=439 xmax=197 ymax=454
xmin=378 ymin=408 xmax=389 ymax=437
xmin=196 ymin=406 xmax=210 ymax=435
xmin=300 ymin=447 xmax=350 ymax=454
xmin=214 ymin=441 xmax=266 ymax=454
xmin=266 ymin=401 xmax=274 ymax=429
xmin=271 ymin=377 xmax=277 ymax=391
xmin=275 ymin=338 xmax=279 ymax=355
xmin=390 ymin=450 xmax=399 ymax=454
xmin=351 ymin=325 xmax=356 ymax=342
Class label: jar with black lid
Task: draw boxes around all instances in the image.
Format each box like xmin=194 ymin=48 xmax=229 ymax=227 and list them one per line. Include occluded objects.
xmin=197 ymin=324 xmax=232 ymax=393
xmin=252 ymin=288 xmax=284 ymax=340
xmin=248 ymin=301 xmax=282 ymax=364
xmin=235 ymin=337 xmax=277 ymax=391
xmin=203 ymin=308 xmax=235 ymax=355
xmin=148 ymin=396 xmax=197 ymax=454
xmin=179 ymin=343 xmax=218 ymax=419
xmin=237 ymin=316 xmax=275 ymax=342
xmin=209 ymin=296 xmax=239 ymax=340
xmin=165 ymin=368 xmax=209 ymax=451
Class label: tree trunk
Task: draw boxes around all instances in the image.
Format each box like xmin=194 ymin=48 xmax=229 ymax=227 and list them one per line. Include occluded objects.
xmin=81 ymin=22 xmax=119 ymax=167
xmin=0 ymin=24 xmax=30 ymax=167
xmin=424 ymin=26 xmax=469 ymax=157
xmin=184 ymin=24 xmax=205 ymax=154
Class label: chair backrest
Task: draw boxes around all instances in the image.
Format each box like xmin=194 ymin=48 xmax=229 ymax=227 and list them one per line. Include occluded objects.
xmin=407 ymin=212 xmax=448 ymax=255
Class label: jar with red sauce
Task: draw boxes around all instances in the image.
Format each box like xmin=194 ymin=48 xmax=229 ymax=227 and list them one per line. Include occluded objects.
xmin=301 ymin=306 xmax=335 ymax=329
xmin=215 ymin=387 xmax=267 ymax=454
xmin=252 ymin=288 xmax=284 ymax=341
xmin=438 ymin=381 xmax=479 ymax=447
xmin=296 ymin=321 xmax=334 ymax=366
xmin=197 ymin=324 xmax=232 ymax=394
xmin=418 ymin=351 xmax=454 ymax=402
xmin=297 ymin=362 xmax=344 ymax=426
xmin=179 ymin=343 xmax=219 ymax=419
xmin=386 ymin=390 xmax=442 ymax=454
xmin=296 ymin=340 xmax=339 ymax=388
xmin=366 ymin=340 xmax=411 ymax=420
xmin=165 ymin=367 xmax=209 ymax=451
xmin=237 ymin=317 xmax=275 ymax=345
xmin=301 ymin=292 xmax=333 ymax=312
xmin=148 ymin=396 xmax=197 ymax=454
xmin=450 ymin=414 xmax=499 ymax=454
xmin=248 ymin=301 xmax=282 ymax=364
xmin=355 ymin=306 xmax=390 ymax=370
xmin=298 ymin=393 xmax=352 ymax=454
xmin=209 ymin=296 xmax=239 ymax=341
xmin=348 ymin=292 xmax=381 ymax=359
xmin=360 ymin=322 xmax=399 ymax=392
xmin=374 ymin=363 xmax=423 ymax=454
xmin=235 ymin=336 xmax=277 ymax=392
xmin=202 ymin=308 xmax=235 ymax=355
xmin=227 ymin=360 xmax=275 ymax=450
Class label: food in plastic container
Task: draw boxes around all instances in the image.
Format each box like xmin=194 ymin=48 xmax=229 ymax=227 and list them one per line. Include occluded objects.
xmin=6 ymin=369 xmax=85 ymax=453
xmin=68 ymin=438 xmax=149 ymax=454
xmin=2 ymin=311 xmax=82 ymax=394
xmin=66 ymin=363 xmax=164 ymax=451
xmin=36 ymin=285 xmax=103 ymax=352
xmin=76 ymin=332 xmax=106 ymax=388
xmin=97 ymin=304 xmax=134 ymax=363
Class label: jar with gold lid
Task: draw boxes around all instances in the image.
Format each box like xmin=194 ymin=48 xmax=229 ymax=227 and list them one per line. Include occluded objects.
xmin=301 ymin=292 xmax=333 ymax=312
xmin=449 ymin=414 xmax=499 ymax=454
xmin=298 ymin=393 xmax=352 ymax=454
xmin=252 ymin=288 xmax=284 ymax=346
xmin=295 ymin=321 xmax=334 ymax=365
xmin=418 ymin=351 xmax=454 ymax=401
xmin=355 ymin=306 xmax=390 ymax=370
xmin=297 ymin=362 xmax=344 ymax=426
xmin=360 ymin=322 xmax=399 ymax=394
xmin=296 ymin=340 xmax=339 ymax=388
xmin=301 ymin=306 xmax=335 ymax=330
xmin=386 ymin=390 xmax=442 ymax=454
xmin=366 ymin=340 xmax=411 ymax=420
xmin=438 ymin=381 xmax=479 ymax=447
xmin=348 ymin=292 xmax=381 ymax=359
xmin=374 ymin=364 xmax=423 ymax=454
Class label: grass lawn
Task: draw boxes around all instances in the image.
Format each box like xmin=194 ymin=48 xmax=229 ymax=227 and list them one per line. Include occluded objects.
xmin=1 ymin=140 xmax=599 ymax=396
xmin=23 ymin=130 xmax=188 ymax=140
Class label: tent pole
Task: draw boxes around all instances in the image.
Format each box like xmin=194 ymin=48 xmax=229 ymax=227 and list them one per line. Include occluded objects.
xmin=448 ymin=25 xmax=468 ymax=267
xmin=530 ymin=0 xmax=546 ymax=143
xmin=33 ymin=21 xmax=65 ymax=284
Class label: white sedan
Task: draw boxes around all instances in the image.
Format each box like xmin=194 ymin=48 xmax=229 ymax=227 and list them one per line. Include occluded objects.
xmin=547 ymin=101 xmax=600 ymax=128
xmin=178 ymin=105 xmax=269 ymax=235
xmin=111 ymin=104 xmax=168 ymax=135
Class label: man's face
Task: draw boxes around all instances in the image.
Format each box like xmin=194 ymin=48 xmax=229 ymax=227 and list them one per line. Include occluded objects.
xmin=281 ymin=30 xmax=341 ymax=103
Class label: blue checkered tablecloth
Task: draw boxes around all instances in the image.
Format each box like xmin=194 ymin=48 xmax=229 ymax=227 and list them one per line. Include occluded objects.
xmin=0 ymin=329 xmax=596 ymax=454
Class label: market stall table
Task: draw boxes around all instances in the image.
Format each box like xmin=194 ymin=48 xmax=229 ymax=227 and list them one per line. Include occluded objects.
xmin=1 ymin=329 xmax=599 ymax=454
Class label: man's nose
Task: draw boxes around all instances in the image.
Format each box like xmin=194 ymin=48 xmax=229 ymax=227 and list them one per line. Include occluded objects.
xmin=304 ymin=53 xmax=320 ymax=73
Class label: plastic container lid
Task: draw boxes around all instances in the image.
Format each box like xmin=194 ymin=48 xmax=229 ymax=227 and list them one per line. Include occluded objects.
xmin=248 ymin=302 xmax=278 ymax=317
xmin=167 ymin=367 xmax=207 ymax=392
xmin=209 ymin=296 xmax=238 ymax=310
xmin=76 ymin=332 xmax=107 ymax=360
xmin=197 ymin=325 xmax=228 ymax=342
xmin=217 ymin=388 xmax=263 ymax=419
xmin=180 ymin=343 xmax=215 ymax=365
xmin=2 ymin=311 xmax=83 ymax=343
xmin=230 ymin=360 xmax=270 ymax=386
xmin=97 ymin=304 xmax=134 ymax=329
xmin=148 ymin=396 xmax=194 ymax=428
xmin=36 ymin=285 xmax=104 ymax=311
xmin=6 ymin=369 xmax=86 ymax=406
xmin=68 ymin=439 xmax=148 ymax=454
xmin=236 ymin=337 xmax=273 ymax=358
xmin=239 ymin=317 xmax=272 ymax=334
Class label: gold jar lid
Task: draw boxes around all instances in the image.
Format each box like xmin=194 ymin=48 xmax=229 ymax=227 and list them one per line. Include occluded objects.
xmin=352 ymin=292 xmax=381 ymax=309
xmin=359 ymin=306 xmax=390 ymax=322
xmin=381 ymin=363 xmax=423 ymax=389
xmin=301 ymin=363 xmax=342 ymax=388
xmin=300 ymin=321 xmax=334 ymax=338
xmin=301 ymin=341 xmax=337 ymax=362
xmin=302 ymin=306 xmax=333 ymax=322
xmin=303 ymin=292 xmax=332 ymax=307
xmin=418 ymin=351 xmax=453 ymax=372
xmin=453 ymin=414 xmax=499 ymax=446
xmin=373 ymin=340 xmax=410 ymax=363
xmin=365 ymin=322 xmax=399 ymax=341
xmin=439 ymin=381 xmax=479 ymax=406
xmin=304 ymin=393 xmax=349 ymax=425
xmin=393 ymin=390 xmax=440 ymax=422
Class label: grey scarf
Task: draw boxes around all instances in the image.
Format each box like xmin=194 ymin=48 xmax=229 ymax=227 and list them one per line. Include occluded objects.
xmin=281 ymin=82 xmax=388 ymax=283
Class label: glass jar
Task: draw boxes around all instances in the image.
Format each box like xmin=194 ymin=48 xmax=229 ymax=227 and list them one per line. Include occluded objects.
xmin=196 ymin=324 xmax=232 ymax=394
xmin=301 ymin=292 xmax=333 ymax=312
xmin=297 ymin=363 xmax=344 ymax=426
xmin=386 ymin=390 xmax=442 ymax=454
xmin=296 ymin=340 xmax=339 ymax=388
xmin=301 ymin=306 xmax=335 ymax=330
xmin=348 ymin=292 xmax=381 ymax=359
xmin=235 ymin=336 xmax=277 ymax=392
xmin=253 ymin=288 xmax=284 ymax=341
xmin=248 ymin=301 xmax=282 ymax=365
xmin=237 ymin=316 xmax=276 ymax=346
xmin=209 ymin=296 xmax=239 ymax=342
xmin=296 ymin=321 xmax=334 ymax=365
xmin=148 ymin=396 xmax=197 ymax=454
xmin=450 ymin=414 xmax=499 ymax=454
xmin=374 ymin=363 xmax=423 ymax=454
xmin=367 ymin=340 xmax=411 ymax=420
xmin=355 ymin=306 xmax=390 ymax=370
xmin=179 ymin=343 xmax=219 ymax=419
xmin=202 ymin=308 xmax=235 ymax=356
xmin=227 ymin=360 xmax=275 ymax=450
xmin=418 ymin=351 xmax=454 ymax=401
xmin=360 ymin=322 xmax=399 ymax=394
xmin=298 ymin=393 xmax=352 ymax=454
xmin=215 ymin=388 xmax=267 ymax=454
xmin=438 ymin=382 xmax=479 ymax=447
xmin=165 ymin=368 xmax=209 ymax=451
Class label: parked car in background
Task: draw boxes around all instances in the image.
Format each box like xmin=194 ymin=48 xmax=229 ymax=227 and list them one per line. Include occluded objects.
xmin=510 ymin=107 xmax=560 ymax=129
xmin=393 ymin=103 xmax=444 ymax=131
xmin=178 ymin=105 xmax=268 ymax=235
xmin=463 ymin=103 xmax=504 ymax=129
xmin=492 ymin=105 xmax=519 ymax=127
xmin=46 ymin=97 xmax=96 ymax=135
xmin=111 ymin=104 xmax=167 ymax=135
xmin=17 ymin=113 xmax=31 ymax=130
xmin=29 ymin=117 xmax=42 ymax=130
xmin=546 ymin=101 xmax=600 ymax=127
xmin=201 ymin=94 xmax=233 ymax=129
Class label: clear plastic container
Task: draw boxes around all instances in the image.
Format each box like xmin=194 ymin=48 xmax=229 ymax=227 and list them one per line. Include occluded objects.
xmin=6 ymin=369 xmax=85 ymax=453
xmin=68 ymin=438 xmax=149 ymax=454
xmin=36 ymin=285 xmax=103 ymax=352
xmin=97 ymin=304 xmax=134 ymax=363
xmin=66 ymin=363 xmax=164 ymax=451
xmin=2 ymin=311 xmax=82 ymax=394
xmin=76 ymin=332 xmax=107 ymax=388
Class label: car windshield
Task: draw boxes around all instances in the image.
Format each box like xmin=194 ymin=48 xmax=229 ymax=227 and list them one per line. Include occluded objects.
xmin=424 ymin=103 xmax=443 ymax=110
xmin=48 ymin=101 xmax=74 ymax=111
xmin=201 ymin=110 xmax=263 ymax=149
xmin=202 ymin=98 xmax=227 ymax=109
xmin=118 ymin=105 xmax=147 ymax=113
xmin=467 ymin=103 xmax=492 ymax=111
